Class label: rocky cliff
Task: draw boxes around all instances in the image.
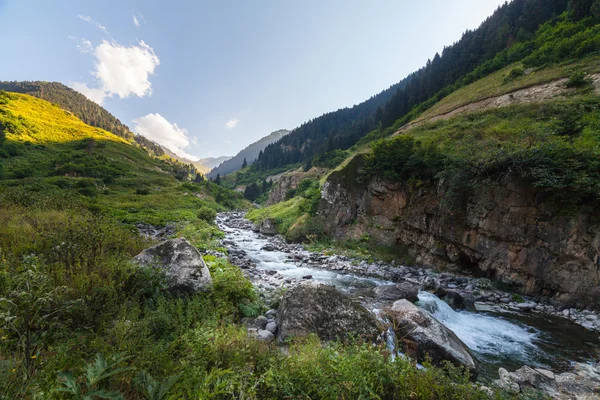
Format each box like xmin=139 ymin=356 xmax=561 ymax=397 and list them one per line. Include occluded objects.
xmin=319 ymin=154 xmax=600 ymax=308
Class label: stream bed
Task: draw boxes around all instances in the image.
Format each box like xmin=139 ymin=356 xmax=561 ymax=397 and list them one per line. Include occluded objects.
xmin=217 ymin=212 xmax=600 ymax=379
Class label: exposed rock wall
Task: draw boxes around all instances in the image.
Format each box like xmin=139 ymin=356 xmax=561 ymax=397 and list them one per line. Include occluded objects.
xmin=319 ymin=155 xmax=600 ymax=308
xmin=267 ymin=168 xmax=326 ymax=205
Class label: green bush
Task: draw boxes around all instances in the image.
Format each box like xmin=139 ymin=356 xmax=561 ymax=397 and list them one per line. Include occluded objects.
xmin=197 ymin=205 xmax=217 ymax=223
xmin=503 ymin=67 xmax=525 ymax=83
xmin=566 ymin=71 xmax=591 ymax=88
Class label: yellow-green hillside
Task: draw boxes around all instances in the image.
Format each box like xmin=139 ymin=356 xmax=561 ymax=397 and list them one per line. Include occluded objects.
xmin=1 ymin=92 xmax=128 ymax=144
xmin=0 ymin=90 xmax=246 ymax=226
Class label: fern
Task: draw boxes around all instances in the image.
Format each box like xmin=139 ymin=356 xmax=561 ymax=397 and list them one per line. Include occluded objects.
xmin=133 ymin=370 xmax=183 ymax=400
xmin=56 ymin=353 xmax=133 ymax=400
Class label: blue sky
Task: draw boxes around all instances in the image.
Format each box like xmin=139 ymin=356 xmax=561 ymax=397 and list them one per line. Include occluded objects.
xmin=0 ymin=0 xmax=506 ymax=160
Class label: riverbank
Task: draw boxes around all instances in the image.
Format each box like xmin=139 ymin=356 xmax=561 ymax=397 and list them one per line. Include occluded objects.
xmin=217 ymin=211 xmax=600 ymax=383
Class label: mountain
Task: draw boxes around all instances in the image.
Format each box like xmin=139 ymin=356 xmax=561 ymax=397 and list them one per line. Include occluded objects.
xmin=159 ymin=146 xmax=231 ymax=175
xmin=0 ymin=80 xmax=167 ymax=158
xmin=197 ymin=156 xmax=232 ymax=170
xmin=0 ymin=90 xmax=244 ymax=220
xmin=208 ymin=129 xmax=289 ymax=178
xmin=253 ymin=0 xmax=571 ymax=171
xmin=251 ymin=4 xmax=600 ymax=311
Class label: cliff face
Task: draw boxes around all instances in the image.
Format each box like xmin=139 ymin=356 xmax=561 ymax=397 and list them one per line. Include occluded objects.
xmin=320 ymin=155 xmax=600 ymax=308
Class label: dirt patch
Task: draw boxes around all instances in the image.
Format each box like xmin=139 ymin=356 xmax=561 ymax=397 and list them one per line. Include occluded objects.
xmin=395 ymin=73 xmax=600 ymax=135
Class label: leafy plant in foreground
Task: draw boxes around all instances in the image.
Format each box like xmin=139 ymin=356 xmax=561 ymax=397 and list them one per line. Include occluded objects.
xmin=56 ymin=353 xmax=133 ymax=400
xmin=133 ymin=370 xmax=183 ymax=400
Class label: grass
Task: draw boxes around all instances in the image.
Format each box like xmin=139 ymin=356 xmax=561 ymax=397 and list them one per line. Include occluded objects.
xmin=414 ymin=55 xmax=600 ymax=123
xmin=246 ymin=196 xmax=305 ymax=234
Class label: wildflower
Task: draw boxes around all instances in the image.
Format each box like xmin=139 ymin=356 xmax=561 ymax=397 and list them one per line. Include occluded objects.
xmin=31 ymin=355 xmax=37 ymax=359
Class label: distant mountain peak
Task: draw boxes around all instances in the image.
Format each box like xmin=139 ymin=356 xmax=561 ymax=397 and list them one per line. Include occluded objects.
xmin=207 ymin=129 xmax=289 ymax=178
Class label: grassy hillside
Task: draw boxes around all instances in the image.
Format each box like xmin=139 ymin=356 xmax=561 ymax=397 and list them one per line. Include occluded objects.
xmin=0 ymin=91 xmax=495 ymax=399
xmin=0 ymin=91 xmax=246 ymax=224
xmin=253 ymin=15 xmax=600 ymax=246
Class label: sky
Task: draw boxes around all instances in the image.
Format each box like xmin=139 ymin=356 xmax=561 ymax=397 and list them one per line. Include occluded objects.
xmin=0 ymin=0 xmax=507 ymax=160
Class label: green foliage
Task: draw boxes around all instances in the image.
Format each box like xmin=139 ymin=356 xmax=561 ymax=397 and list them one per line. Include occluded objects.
xmin=133 ymin=370 xmax=183 ymax=400
xmin=503 ymin=67 xmax=525 ymax=83
xmin=363 ymin=97 xmax=600 ymax=209
xmin=197 ymin=205 xmax=217 ymax=223
xmin=311 ymin=149 xmax=350 ymax=168
xmin=0 ymin=256 xmax=74 ymax=377
xmin=56 ymin=353 xmax=133 ymax=400
xmin=566 ymin=71 xmax=592 ymax=87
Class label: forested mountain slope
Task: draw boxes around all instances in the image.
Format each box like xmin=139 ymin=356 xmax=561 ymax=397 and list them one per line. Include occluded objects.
xmin=253 ymin=0 xmax=572 ymax=172
xmin=250 ymin=5 xmax=600 ymax=307
xmin=208 ymin=129 xmax=289 ymax=178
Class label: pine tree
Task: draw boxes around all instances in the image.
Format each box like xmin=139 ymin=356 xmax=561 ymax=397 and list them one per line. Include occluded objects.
xmin=194 ymin=173 xmax=204 ymax=183
xmin=242 ymin=157 xmax=247 ymax=168
xmin=215 ymin=173 xmax=221 ymax=185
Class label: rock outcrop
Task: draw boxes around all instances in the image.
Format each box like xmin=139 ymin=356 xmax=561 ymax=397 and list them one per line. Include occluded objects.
xmin=134 ymin=238 xmax=212 ymax=294
xmin=320 ymin=154 xmax=600 ymax=308
xmin=277 ymin=281 xmax=380 ymax=342
xmin=497 ymin=363 xmax=600 ymax=399
xmin=266 ymin=168 xmax=326 ymax=205
xmin=388 ymin=299 xmax=478 ymax=375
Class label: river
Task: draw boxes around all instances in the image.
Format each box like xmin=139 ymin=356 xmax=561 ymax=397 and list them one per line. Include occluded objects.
xmin=217 ymin=212 xmax=600 ymax=378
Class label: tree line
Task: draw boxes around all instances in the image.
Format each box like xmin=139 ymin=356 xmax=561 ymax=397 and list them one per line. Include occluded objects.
xmin=253 ymin=0 xmax=577 ymax=172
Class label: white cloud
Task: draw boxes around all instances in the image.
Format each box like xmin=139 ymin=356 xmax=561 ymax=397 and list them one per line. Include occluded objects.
xmin=78 ymin=15 xmax=108 ymax=34
xmin=70 ymin=82 xmax=108 ymax=105
xmin=70 ymin=39 xmax=160 ymax=105
xmin=133 ymin=15 xmax=140 ymax=28
xmin=133 ymin=113 xmax=198 ymax=161
xmin=225 ymin=118 xmax=239 ymax=130
xmin=69 ymin=36 xmax=94 ymax=53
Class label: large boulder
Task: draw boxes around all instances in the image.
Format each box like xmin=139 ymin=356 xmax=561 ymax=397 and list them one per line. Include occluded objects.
xmin=134 ymin=238 xmax=212 ymax=294
xmin=277 ymin=281 xmax=380 ymax=342
xmin=259 ymin=218 xmax=278 ymax=236
xmin=388 ymin=299 xmax=478 ymax=375
xmin=374 ymin=281 xmax=419 ymax=302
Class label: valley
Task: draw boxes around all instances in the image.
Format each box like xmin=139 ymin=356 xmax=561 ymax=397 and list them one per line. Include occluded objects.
xmin=2 ymin=1 xmax=600 ymax=399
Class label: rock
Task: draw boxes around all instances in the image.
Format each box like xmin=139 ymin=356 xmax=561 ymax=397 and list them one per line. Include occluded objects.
xmin=277 ymin=281 xmax=380 ymax=342
xmin=438 ymin=290 xmax=475 ymax=311
xmin=256 ymin=316 xmax=268 ymax=330
xmin=134 ymin=238 xmax=212 ymax=294
xmin=373 ymin=281 xmax=419 ymax=302
xmin=302 ymin=275 xmax=313 ymax=280
xmin=388 ymin=299 xmax=478 ymax=375
xmin=497 ymin=368 xmax=520 ymax=393
xmin=516 ymin=302 xmax=536 ymax=311
xmin=257 ymin=329 xmax=275 ymax=342
xmin=423 ymin=276 xmax=441 ymax=291
xmin=474 ymin=302 xmax=495 ymax=312
xmin=265 ymin=321 xmax=277 ymax=334
xmin=259 ymin=219 xmax=278 ymax=236
xmin=535 ymin=368 xmax=555 ymax=380
xmin=265 ymin=309 xmax=277 ymax=318
xmin=261 ymin=244 xmax=277 ymax=252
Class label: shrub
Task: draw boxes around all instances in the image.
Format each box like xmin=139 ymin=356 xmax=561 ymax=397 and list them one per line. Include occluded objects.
xmin=503 ymin=67 xmax=525 ymax=83
xmin=197 ymin=206 xmax=217 ymax=223
xmin=566 ymin=71 xmax=591 ymax=88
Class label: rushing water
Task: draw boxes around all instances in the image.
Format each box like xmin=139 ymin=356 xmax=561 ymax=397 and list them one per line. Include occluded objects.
xmin=220 ymin=214 xmax=600 ymax=378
